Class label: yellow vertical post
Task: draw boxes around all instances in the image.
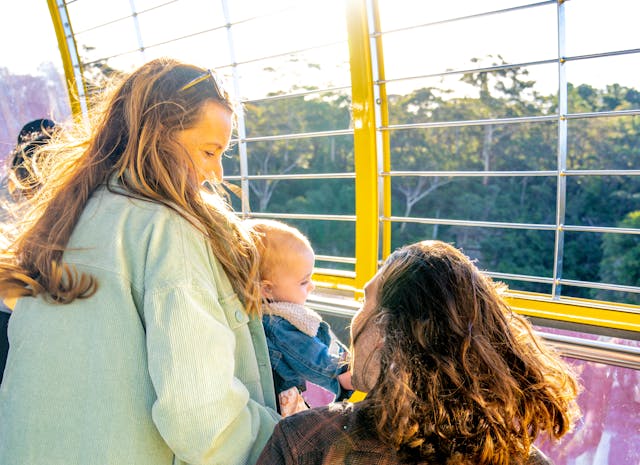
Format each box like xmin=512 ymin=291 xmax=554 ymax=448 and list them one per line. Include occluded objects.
xmin=346 ymin=0 xmax=379 ymax=290
xmin=370 ymin=0 xmax=392 ymax=260
xmin=47 ymin=0 xmax=86 ymax=118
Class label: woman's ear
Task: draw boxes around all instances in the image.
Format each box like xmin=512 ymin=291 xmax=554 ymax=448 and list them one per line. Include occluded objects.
xmin=260 ymin=280 xmax=274 ymax=300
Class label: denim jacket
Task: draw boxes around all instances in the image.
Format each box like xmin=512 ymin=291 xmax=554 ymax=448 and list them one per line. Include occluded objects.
xmin=262 ymin=301 xmax=350 ymax=399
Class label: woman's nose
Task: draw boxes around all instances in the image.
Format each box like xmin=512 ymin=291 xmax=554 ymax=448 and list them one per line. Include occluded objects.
xmin=211 ymin=159 xmax=223 ymax=182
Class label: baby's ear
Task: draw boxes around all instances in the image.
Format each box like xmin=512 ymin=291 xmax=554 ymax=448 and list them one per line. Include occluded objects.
xmin=260 ymin=280 xmax=274 ymax=299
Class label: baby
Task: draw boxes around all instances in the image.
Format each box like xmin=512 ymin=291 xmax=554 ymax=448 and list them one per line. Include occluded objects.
xmin=246 ymin=219 xmax=353 ymax=417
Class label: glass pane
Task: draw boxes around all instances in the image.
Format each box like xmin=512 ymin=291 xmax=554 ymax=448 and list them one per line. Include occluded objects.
xmin=66 ymin=0 xmax=133 ymax=33
xmin=378 ymin=0 xmax=537 ymax=32
xmin=243 ymin=94 xmax=352 ymax=138
xmin=565 ymin=175 xmax=640 ymax=226
xmin=567 ymin=61 xmax=640 ymax=113
xmin=385 ymin=62 xmax=558 ymax=114
xmin=380 ymin=3 xmax=556 ymax=80
xmin=390 ymin=176 xmax=557 ymax=224
xmin=135 ymin=0 xmax=226 ymax=46
xmin=134 ymin=0 xmax=181 ymax=11
xmin=563 ymin=230 xmax=640 ymax=305
xmin=389 ymin=123 xmax=558 ymax=171
xmin=568 ymin=116 xmax=640 ymax=170
xmin=236 ymin=45 xmax=352 ymax=101
xmin=141 ymin=29 xmax=232 ymax=74
xmin=227 ymin=0 xmax=299 ymax=23
xmin=230 ymin=0 xmax=347 ymax=64
xmin=285 ymin=218 xmax=355 ymax=269
xmin=74 ymin=19 xmax=141 ymax=64
xmin=242 ymin=178 xmax=354 ymax=215
xmin=565 ymin=0 xmax=640 ymax=57
xmin=231 ymin=136 xmax=353 ymax=177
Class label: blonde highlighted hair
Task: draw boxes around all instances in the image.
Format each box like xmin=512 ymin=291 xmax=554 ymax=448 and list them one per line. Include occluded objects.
xmin=0 ymin=58 xmax=262 ymax=315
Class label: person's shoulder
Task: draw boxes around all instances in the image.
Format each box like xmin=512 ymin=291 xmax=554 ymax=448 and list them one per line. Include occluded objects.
xmin=93 ymin=185 xmax=201 ymax=236
xmin=281 ymin=402 xmax=350 ymax=427
xmin=275 ymin=403 xmax=394 ymax=462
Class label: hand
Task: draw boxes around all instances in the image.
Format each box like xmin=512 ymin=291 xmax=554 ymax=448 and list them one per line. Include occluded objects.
xmin=338 ymin=370 xmax=353 ymax=391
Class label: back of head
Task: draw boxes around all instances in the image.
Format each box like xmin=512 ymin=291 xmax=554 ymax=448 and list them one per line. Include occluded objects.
xmin=365 ymin=240 xmax=579 ymax=464
xmin=245 ymin=219 xmax=312 ymax=280
xmin=9 ymin=118 xmax=58 ymax=196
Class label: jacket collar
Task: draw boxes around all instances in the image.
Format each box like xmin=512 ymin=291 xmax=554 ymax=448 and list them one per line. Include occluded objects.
xmin=264 ymin=301 xmax=322 ymax=337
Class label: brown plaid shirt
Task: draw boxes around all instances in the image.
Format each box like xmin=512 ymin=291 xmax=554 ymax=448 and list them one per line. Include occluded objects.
xmin=256 ymin=402 xmax=554 ymax=465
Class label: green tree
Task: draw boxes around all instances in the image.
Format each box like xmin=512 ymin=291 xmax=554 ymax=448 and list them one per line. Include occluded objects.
xmin=599 ymin=211 xmax=640 ymax=304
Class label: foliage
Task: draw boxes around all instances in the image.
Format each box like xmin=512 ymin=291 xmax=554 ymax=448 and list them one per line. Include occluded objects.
xmin=598 ymin=211 xmax=640 ymax=304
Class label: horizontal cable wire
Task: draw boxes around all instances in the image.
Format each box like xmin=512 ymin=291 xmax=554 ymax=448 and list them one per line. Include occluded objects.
xmin=559 ymin=279 xmax=640 ymax=297
xmin=315 ymin=254 xmax=356 ymax=264
xmin=564 ymin=170 xmax=640 ymax=176
xmin=561 ymin=225 xmax=640 ymax=235
xmin=373 ymin=1 xmax=555 ymax=37
xmin=565 ymin=108 xmax=640 ymax=120
xmin=246 ymin=212 xmax=356 ymax=221
xmin=539 ymin=333 xmax=640 ymax=370
xmin=236 ymin=128 xmax=352 ymax=143
xmin=383 ymin=216 xmax=640 ymax=236
xmin=382 ymin=216 xmax=556 ymax=230
xmin=563 ymin=47 xmax=640 ymax=63
xmin=378 ymin=58 xmax=557 ymax=86
xmin=73 ymin=0 xmax=179 ymax=35
xmin=72 ymin=0 xmax=298 ymax=36
xmin=81 ymin=24 xmax=229 ymax=67
xmin=378 ymin=48 xmax=640 ymax=87
xmin=224 ymin=172 xmax=355 ymax=181
xmin=485 ymin=271 xmax=554 ymax=284
xmin=381 ymin=170 xmax=640 ymax=178
xmin=242 ymin=85 xmax=351 ymax=103
xmin=383 ymin=115 xmax=557 ymax=131
xmin=383 ymin=170 xmax=557 ymax=177
xmin=379 ymin=109 xmax=638 ymax=132
xmin=231 ymin=39 xmax=347 ymax=67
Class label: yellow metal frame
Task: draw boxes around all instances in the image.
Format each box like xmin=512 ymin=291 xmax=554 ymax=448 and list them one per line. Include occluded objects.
xmin=313 ymin=273 xmax=357 ymax=292
xmin=507 ymin=292 xmax=640 ymax=333
xmin=47 ymin=0 xmax=85 ymax=117
xmin=346 ymin=0 xmax=380 ymax=291
xmin=370 ymin=1 xmax=393 ymax=260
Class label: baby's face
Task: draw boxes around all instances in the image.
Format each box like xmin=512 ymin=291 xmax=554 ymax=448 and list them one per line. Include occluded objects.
xmin=265 ymin=246 xmax=315 ymax=305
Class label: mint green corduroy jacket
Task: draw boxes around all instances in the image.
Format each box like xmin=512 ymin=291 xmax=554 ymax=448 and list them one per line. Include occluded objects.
xmin=0 ymin=185 xmax=279 ymax=465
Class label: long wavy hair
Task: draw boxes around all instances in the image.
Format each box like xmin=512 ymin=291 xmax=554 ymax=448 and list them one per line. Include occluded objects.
xmin=0 ymin=57 xmax=262 ymax=315
xmin=360 ymin=240 xmax=580 ymax=465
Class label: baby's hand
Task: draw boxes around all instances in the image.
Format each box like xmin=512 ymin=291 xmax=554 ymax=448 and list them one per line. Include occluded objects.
xmin=338 ymin=370 xmax=353 ymax=391
xmin=278 ymin=387 xmax=309 ymax=418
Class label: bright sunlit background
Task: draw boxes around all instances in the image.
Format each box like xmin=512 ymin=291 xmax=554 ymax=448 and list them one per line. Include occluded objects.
xmin=0 ymin=4 xmax=639 ymax=464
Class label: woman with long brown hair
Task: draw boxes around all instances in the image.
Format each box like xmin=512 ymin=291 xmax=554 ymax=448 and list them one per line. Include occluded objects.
xmin=258 ymin=240 xmax=580 ymax=465
xmin=0 ymin=58 xmax=278 ymax=465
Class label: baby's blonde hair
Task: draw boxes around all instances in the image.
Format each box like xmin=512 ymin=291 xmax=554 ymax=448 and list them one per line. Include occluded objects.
xmin=245 ymin=219 xmax=313 ymax=281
